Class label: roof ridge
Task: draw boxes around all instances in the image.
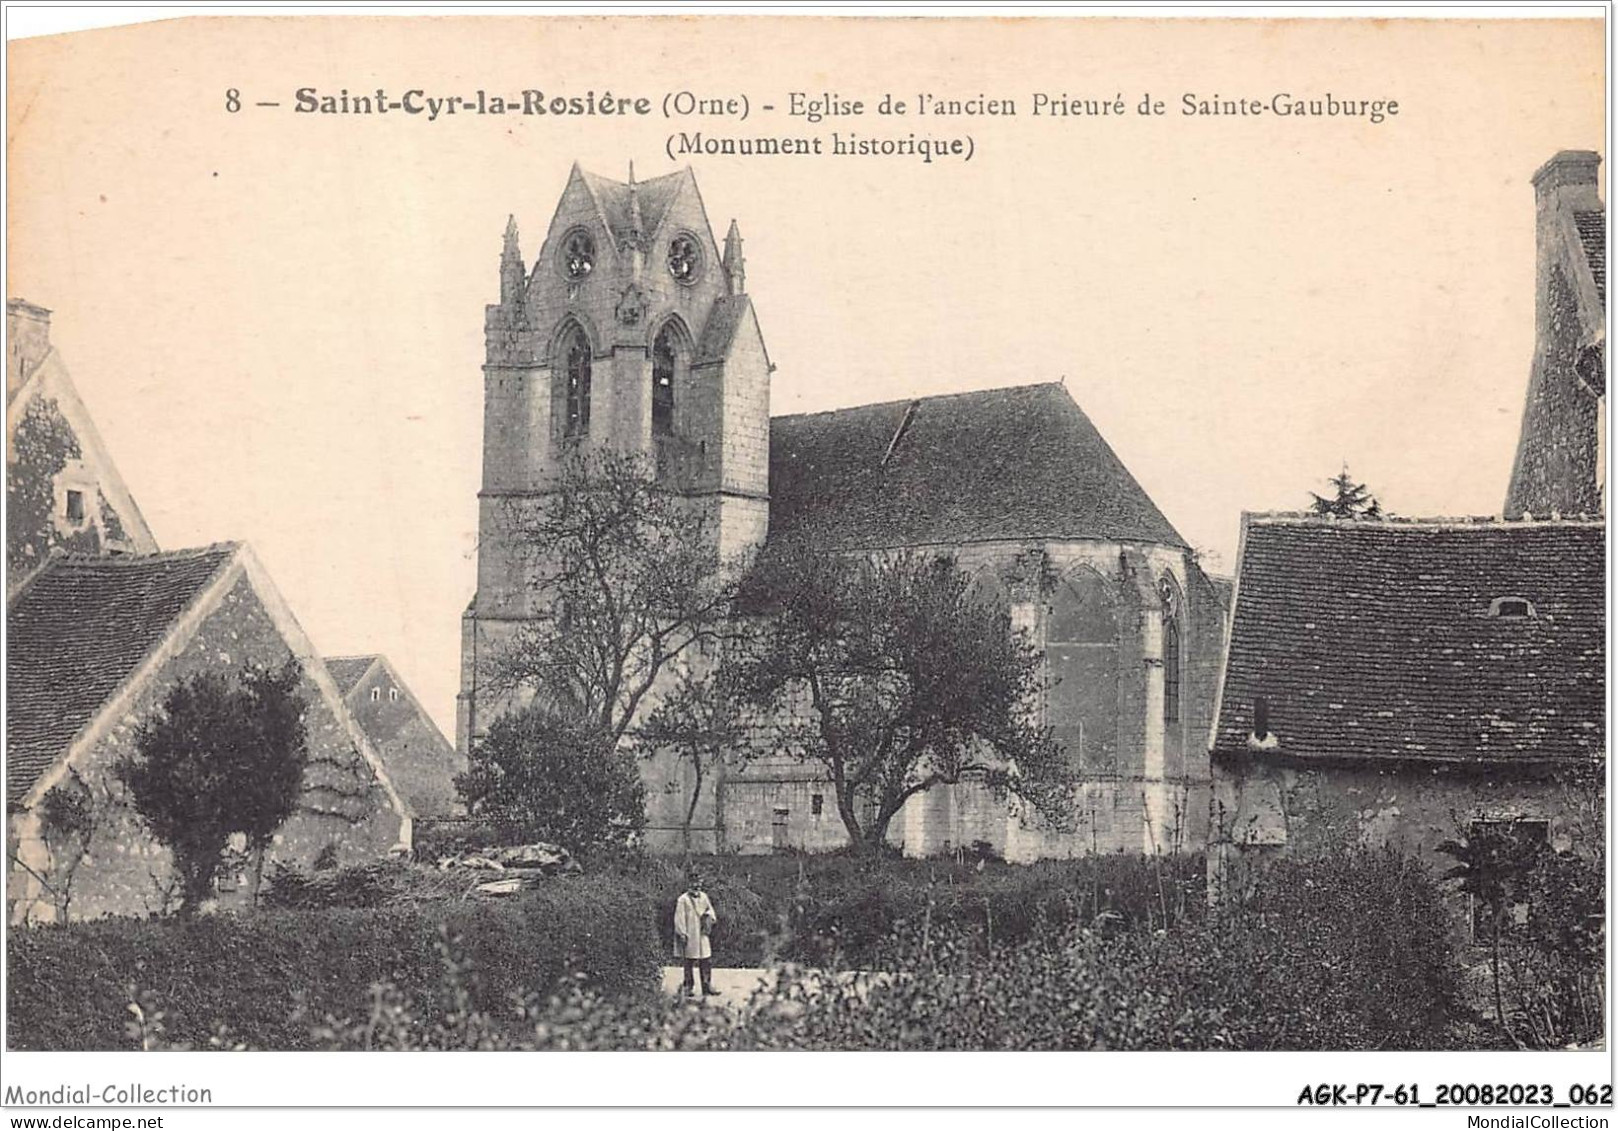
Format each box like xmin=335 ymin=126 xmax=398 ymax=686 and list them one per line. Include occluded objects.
xmin=772 ymin=380 xmax=1065 ymax=422
xmin=325 ymin=652 xmax=382 ymax=662
xmin=47 ymin=541 xmax=242 ymax=566
xmin=1248 ymin=512 xmax=1606 ymax=530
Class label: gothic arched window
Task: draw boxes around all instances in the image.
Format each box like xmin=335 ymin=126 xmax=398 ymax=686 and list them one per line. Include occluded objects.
xmin=1047 ymin=568 xmax=1119 ymax=771
xmin=1159 ymin=576 xmax=1183 ymax=734
xmin=1162 ymin=617 xmax=1182 ymax=726
xmin=563 ymin=327 xmax=591 ymax=437
xmin=652 ymin=326 xmax=677 ymax=435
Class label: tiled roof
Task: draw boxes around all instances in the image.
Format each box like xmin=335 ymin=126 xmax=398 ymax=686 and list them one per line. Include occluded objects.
xmin=6 ymin=545 xmax=238 ymax=807
xmin=1573 ymin=210 xmax=1605 ymax=304
xmin=325 ymin=655 xmax=379 ymax=697
xmin=1213 ymin=517 xmax=1604 ymax=767
xmin=579 ymin=168 xmax=686 ymax=247
xmin=766 ymin=383 xmax=1186 ymax=551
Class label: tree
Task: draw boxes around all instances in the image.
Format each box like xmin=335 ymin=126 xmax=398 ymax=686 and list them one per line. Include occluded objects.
xmin=455 ymin=705 xmax=647 ymax=851
xmin=117 ymin=661 xmax=308 ymax=916
xmin=731 ymin=545 xmax=1073 ymax=853
xmin=488 ymin=448 xmax=741 ymax=750
xmin=1309 ymin=463 xmax=1382 ymax=519
xmin=632 ymin=664 xmax=744 ymax=853
xmin=1436 ymin=821 xmax=1547 ymax=1048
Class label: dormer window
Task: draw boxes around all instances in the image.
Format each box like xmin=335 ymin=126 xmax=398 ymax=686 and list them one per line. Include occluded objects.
xmin=1490 ymin=596 xmax=1536 ymax=619
xmin=64 ymin=489 xmax=84 ymax=524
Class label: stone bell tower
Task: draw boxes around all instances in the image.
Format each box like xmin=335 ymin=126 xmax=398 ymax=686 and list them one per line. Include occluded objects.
xmin=457 ymin=163 xmax=773 ymax=753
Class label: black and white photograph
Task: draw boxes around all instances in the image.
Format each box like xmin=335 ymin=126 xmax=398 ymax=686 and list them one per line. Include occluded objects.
xmin=1 ymin=6 xmax=1609 ymax=1124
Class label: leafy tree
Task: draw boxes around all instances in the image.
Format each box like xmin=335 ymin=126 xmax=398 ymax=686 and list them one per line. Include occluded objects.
xmin=731 ymin=545 xmax=1072 ymax=852
xmin=1309 ymin=463 xmax=1382 ymax=519
xmin=486 ymin=449 xmax=742 ymax=750
xmin=455 ymin=704 xmax=647 ymax=851
xmin=117 ymin=662 xmax=308 ymax=916
xmin=1436 ymin=821 xmax=1547 ymax=1047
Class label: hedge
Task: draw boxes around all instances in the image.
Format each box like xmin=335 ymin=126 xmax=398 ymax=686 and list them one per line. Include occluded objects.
xmin=7 ymin=876 xmax=659 ymax=1051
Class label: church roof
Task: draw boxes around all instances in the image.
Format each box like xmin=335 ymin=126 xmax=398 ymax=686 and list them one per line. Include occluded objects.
xmin=1212 ymin=515 xmax=1605 ymax=769
xmin=6 ymin=545 xmax=238 ymax=807
xmin=325 ymin=654 xmax=380 ymax=696
xmin=766 ymin=382 xmax=1186 ymax=551
xmin=577 ymin=167 xmax=687 ymax=246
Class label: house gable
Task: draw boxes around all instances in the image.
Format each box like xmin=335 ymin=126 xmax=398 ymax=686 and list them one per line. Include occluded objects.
xmin=7 ymin=346 xmax=159 ymax=592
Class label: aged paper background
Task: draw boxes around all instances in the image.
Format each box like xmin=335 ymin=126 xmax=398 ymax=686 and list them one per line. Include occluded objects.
xmin=2 ymin=9 xmax=1610 ymax=1114
xmin=6 ymin=12 xmax=1605 ymax=777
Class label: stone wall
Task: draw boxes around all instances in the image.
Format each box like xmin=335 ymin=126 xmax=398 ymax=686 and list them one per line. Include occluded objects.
xmin=8 ymin=575 xmax=405 ymax=925
xmin=1505 ymin=264 xmax=1604 ymax=518
xmin=1209 ymin=754 xmax=1603 ymax=938
xmin=6 ymin=392 xmax=141 ymax=579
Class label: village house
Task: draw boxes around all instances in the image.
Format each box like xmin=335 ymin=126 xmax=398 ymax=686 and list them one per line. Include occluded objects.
xmin=5 ymin=300 xmax=412 ymax=924
xmin=457 ymin=163 xmax=1229 ymax=858
xmin=328 ymin=654 xmax=465 ymax=818
xmin=1208 ymin=150 xmax=1606 ymax=920
xmin=6 ymin=299 xmax=157 ymax=596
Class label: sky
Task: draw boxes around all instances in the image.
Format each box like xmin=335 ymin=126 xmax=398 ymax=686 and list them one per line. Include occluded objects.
xmin=6 ymin=13 xmax=1606 ymax=736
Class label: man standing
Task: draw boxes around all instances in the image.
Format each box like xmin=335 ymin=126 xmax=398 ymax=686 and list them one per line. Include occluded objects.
xmin=674 ymin=875 xmax=720 ymax=997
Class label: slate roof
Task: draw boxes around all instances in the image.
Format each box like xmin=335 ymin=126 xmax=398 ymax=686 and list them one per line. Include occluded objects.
xmin=1573 ymin=210 xmax=1605 ymax=304
xmin=766 ymin=383 xmax=1186 ymax=551
xmin=1212 ymin=516 xmax=1605 ymax=768
xmin=578 ymin=168 xmax=686 ymax=247
xmin=7 ymin=545 xmax=238 ymax=807
xmin=325 ymin=655 xmax=379 ymax=697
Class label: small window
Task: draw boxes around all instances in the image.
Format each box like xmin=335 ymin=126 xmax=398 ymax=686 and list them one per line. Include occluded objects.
xmin=1490 ymin=596 xmax=1535 ymax=619
xmin=64 ymin=489 xmax=84 ymax=523
xmin=389 ymin=688 xmax=399 ymax=702
xmin=370 ymin=687 xmax=381 ymax=702
xmin=811 ymin=793 xmax=824 ymax=817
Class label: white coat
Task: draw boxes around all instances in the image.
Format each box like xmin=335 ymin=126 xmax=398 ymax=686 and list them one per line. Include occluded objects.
xmin=674 ymin=890 xmax=717 ymax=960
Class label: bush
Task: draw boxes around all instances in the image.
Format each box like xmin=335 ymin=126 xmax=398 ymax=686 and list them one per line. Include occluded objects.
xmin=1500 ymin=848 xmax=1605 ymax=1048
xmin=455 ymin=706 xmax=646 ymax=852
xmin=7 ymin=876 xmax=660 ymax=1050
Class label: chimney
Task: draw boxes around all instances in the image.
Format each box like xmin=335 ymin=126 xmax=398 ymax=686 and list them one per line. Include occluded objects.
xmin=1532 ymin=149 xmax=1602 ymax=210
xmin=7 ymin=298 xmax=52 ymax=399
xmin=1533 ymin=152 xmax=1603 ymax=331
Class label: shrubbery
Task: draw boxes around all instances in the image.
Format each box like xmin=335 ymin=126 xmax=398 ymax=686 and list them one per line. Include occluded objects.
xmin=7 ymin=877 xmax=659 ymax=1050
xmin=17 ymin=845 xmax=1541 ymax=1051
xmin=134 ymin=846 xmax=1460 ymax=1051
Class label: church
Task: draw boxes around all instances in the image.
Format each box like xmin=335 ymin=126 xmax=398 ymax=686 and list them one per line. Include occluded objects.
xmin=457 ymin=163 xmax=1228 ymax=859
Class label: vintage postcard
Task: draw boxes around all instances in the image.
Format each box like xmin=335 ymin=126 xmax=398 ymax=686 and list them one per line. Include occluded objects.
xmin=2 ymin=7 xmax=1609 ymax=1124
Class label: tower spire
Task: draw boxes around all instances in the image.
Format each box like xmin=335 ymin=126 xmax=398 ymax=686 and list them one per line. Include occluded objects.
xmin=499 ymin=214 xmax=524 ymax=305
xmin=626 ymin=162 xmax=646 ymax=248
xmin=723 ymin=219 xmax=746 ymax=295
